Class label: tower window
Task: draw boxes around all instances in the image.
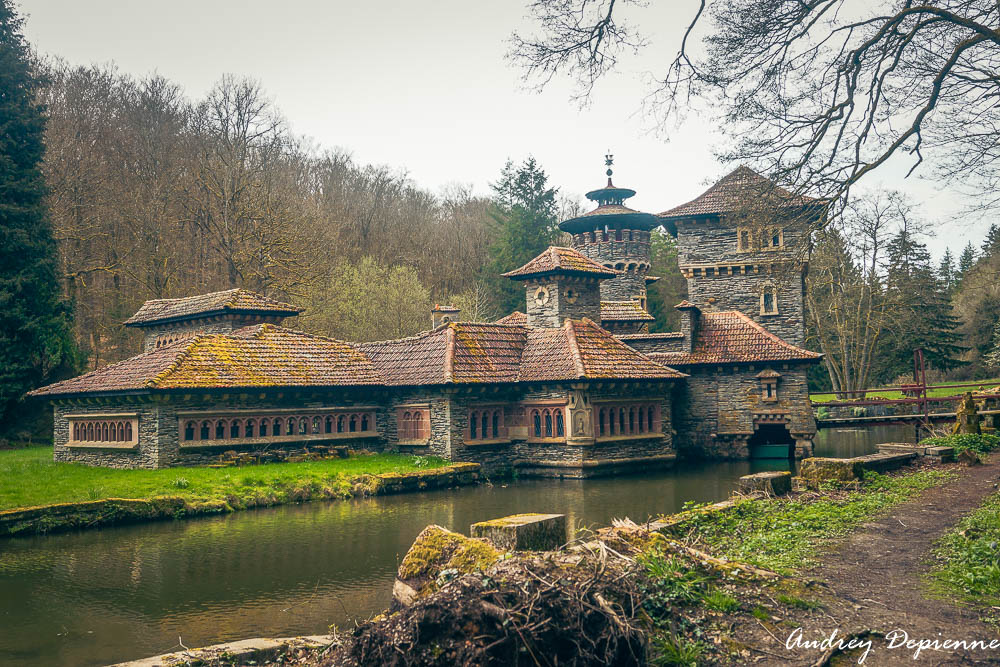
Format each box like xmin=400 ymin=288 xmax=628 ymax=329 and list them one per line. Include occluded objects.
xmin=739 ymin=228 xmax=751 ymax=251
xmin=761 ymin=286 xmax=777 ymax=315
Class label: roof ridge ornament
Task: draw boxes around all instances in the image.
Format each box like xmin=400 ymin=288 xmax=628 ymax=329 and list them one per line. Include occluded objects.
xmin=605 ymin=151 xmax=614 ymax=187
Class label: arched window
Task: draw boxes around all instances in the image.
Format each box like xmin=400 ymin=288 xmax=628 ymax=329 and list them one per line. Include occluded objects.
xmin=246 ymin=419 xmax=255 ymax=438
xmin=286 ymin=419 xmax=295 ymax=436
xmin=230 ymin=420 xmax=240 ymax=438
xmin=119 ymin=422 xmax=127 ymax=441
xmin=629 ymin=408 xmax=635 ymax=435
xmin=297 ymin=418 xmax=307 ymax=435
xmin=361 ymin=413 xmax=370 ymax=431
xmin=325 ymin=416 xmax=333 ymax=434
xmin=638 ymin=407 xmax=645 ymax=433
xmin=216 ymin=421 xmax=226 ymax=439
xmin=555 ymin=411 xmax=564 ymax=437
xmin=412 ymin=411 xmax=423 ymax=439
xmin=481 ymin=412 xmax=489 ymax=439
xmin=598 ymin=409 xmax=605 ymax=436
xmin=311 ymin=416 xmax=320 ymax=434
xmin=608 ymin=410 xmax=615 ymax=435
xmin=273 ymin=418 xmax=283 ymax=436
xmin=648 ymin=407 xmax=655 ymax=432
xmin=73 ymin=423 xmax=80 ymax=441
xmin=492 ymin=411 xmax=500 ymax=438
xmin=201 ymin=421 xmax=211 ymax=440
xmin=533 ymin=410 xmax=542 ymax=438
xmin=184 ymin=421 xmax=195 ymax=441
xmin=124 ymin=422 xmax=133 ymax=441
xmin=259 ymin=419 xmax=268 ymax=437
xmin=349 ymin=415 xmax=357 ymax=432
xmin=402 ymin=412 xmax=412 ymax=439
xmin=470 ymin=411 xmax=477 ymax=439
xmin=544 ymin=411 xmax=553 ymax=437
xmin=101 ymin=423 xmax=109 ymax=441
xmin=619 ymin=408 xmax=626 ymax=435
xmin=337 ymin=415 xmax=345 ymax=433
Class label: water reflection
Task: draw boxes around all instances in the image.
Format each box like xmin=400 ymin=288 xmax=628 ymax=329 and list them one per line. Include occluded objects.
xmin=0 ymin=426 xmax=905 ymax=666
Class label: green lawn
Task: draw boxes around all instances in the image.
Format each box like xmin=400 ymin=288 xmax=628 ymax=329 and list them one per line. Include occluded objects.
xmin=0 ymin=446 xmax=449 ymax=511
xmin=810 ymin=379 xmax=1000 ymax=404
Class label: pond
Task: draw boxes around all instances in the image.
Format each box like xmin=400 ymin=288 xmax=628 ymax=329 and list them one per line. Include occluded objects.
xmin=0 ymin=425 xmax=913 ymax=666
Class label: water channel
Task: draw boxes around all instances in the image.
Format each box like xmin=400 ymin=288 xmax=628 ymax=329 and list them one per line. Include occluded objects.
xmin=0 ymin=425 xmax=914 ymax=666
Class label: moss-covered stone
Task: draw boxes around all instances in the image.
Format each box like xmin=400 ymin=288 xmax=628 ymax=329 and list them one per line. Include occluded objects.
xmin=798 ymin=457 xmax=864 ymax=488
xmin=395 ymin=525 xmax=500 ymax=606
xmin=470 ymin=513 xmax=567 ymax=551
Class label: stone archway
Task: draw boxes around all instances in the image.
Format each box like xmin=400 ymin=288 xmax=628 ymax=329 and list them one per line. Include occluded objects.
xmin=748 ymin=423 xmax=794 ymax=459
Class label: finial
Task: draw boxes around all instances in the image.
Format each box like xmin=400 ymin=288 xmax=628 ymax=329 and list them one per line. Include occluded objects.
xmin=605 ymin=151 xmax=614 ymax=185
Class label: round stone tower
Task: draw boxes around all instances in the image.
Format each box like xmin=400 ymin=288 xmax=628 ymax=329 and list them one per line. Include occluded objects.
xmin=558 ymin=156 xmax=663 ymax=310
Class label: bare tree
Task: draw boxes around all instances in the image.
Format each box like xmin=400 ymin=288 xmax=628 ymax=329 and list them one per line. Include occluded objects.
xmin=511 ymin=1 xmax=1000 ymax=206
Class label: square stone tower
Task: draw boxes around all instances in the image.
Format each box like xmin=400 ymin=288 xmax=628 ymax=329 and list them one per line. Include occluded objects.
xmin=502 ymin=246 xmax=617 ymax=328
xmin=657 ymin=167 xmax=826 ymax=346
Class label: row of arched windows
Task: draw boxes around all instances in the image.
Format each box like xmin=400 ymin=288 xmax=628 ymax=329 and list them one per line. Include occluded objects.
xmin=468 ymin=409 xmax=504 ymax=441
xmin=529 ymin=407 xmax=565 ymax=440
xmin=398 ymin=410 xmax=429 ymax=441
xmin=572 ymin=229 xmax=651 ymax=244
xmin=597 ymin=404 xmax=659 ymax=438
xmin=181 ymin=412 xmax=375 ymax=442
xmin=71 ymin=420 xmax=134 ymax=443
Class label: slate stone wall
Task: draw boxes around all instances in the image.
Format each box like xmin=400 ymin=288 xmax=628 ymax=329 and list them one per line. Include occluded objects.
xmin=54 ymin=403 xmax=164 ymax=469
xmin=617 ymin=335 xmax=686 ymax=354
xmin=671 ymin=363 xmax=816 ymax=459
xmin=523 ymin=276 xmax=602 ymax=328
xmin=674 ymin=218 xmax=808 ymax=346
xmin=570 ymin=235 xmax=650 ymax=303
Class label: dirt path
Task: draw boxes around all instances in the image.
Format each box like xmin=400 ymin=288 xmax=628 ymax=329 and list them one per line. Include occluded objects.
xmin=764 ymin=460 xmax=1000 ymax=666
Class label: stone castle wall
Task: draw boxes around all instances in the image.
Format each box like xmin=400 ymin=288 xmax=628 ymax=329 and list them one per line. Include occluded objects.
xmin=523 ymin=276 xmax=603 ymax=327
xmin=570 ymin=236 xmax=650 ymax=302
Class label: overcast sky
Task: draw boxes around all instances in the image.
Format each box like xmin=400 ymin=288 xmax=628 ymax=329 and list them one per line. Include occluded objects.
xmin=19 ymin=0 xmax=986 ymax=261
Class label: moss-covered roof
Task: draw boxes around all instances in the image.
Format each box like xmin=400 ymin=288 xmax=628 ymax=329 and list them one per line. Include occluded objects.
xmin=600 ymin=301 xmax=655 ymax=322
xmin=124 ymin=288 xmax=302 ymax=327
xmin=658 ymin=166 xmax=820 ymax=220
xmin=502 ymin=246 xmax=619 ymax=280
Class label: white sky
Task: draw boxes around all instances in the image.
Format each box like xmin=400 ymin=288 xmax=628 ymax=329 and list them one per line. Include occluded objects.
xmin=18 ymin=0 xmax=987 ymax=262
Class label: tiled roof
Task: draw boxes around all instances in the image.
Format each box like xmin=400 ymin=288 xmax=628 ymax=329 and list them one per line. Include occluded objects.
xmin=601 ymin=301 xmax=655 ymax=322
xmin=658 ymin=166 xmax=818 ymax=220
xmin=495 ymin=311 xmax=528 ymax=326
xmin=124 ymin=289 xmax=302 ymax=326
xmin=581 ymin=203 xmax=641 ymax=218
xmin=616 ymin=332 xmax=685 ymax=341
xmin=361 ymin=319 xmax=683 ymax=386
xmin=646 ymin=311 xmax=822 ymax=366
xmin=502 ymin=246 xmax=619 ymax=279
xmin=30 ymin=325 xmax=381 ymax=396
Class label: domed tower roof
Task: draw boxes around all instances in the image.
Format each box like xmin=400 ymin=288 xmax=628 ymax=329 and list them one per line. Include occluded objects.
xmin=558 ymin=154 xmax=668 ymax=235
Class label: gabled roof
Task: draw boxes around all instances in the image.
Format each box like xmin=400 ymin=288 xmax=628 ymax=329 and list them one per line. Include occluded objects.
xmin=502 ymin=246 xmax=619 ymax=280
xmin=658 ymin=166 xmax=819 ymax=221
xmin=494 ymin=311 xmax=528 ymax=326
xmin=124 ymin=289 xmax=302 ymax=327
xmin=29 ymin=325 xmax=381 ymax=396
xmin=600 ymin=301 xmax=655 ymax=322
xmin=646 ymin=311 xmax=822 ymax=366
xmin=360 ymin=319 xmax=684 ymax=386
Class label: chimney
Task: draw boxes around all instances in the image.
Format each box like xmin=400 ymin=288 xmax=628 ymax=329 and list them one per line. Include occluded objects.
xmin=675 ymin=300 xmax=700 ymax=353
xmin=431 ymin=304 xmax=461 ymax=328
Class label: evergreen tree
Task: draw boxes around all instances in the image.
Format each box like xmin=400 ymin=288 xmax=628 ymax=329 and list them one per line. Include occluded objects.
xmin=957 ymin=241 xmax=977 ymax=282
xmin=982 ymin=224 xmax=1000 ymax=258
xmin=645 ymin=230 xmax=687 ymax=332
xmin=485 ymin=157 xmax=559 ymax=315
xmin=876 ymin=226 xmax=966 ymax=381
xmin=938 ymin=248 xmax=956 ymax=292
xmin=0 ymin=1 xmax=77 ymax=437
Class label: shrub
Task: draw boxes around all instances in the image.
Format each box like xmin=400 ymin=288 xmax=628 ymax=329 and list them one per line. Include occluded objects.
xmin=921 ymin=433 xmax=1000 ymax=455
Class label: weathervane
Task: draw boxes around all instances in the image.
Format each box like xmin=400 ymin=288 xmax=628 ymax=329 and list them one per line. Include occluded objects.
xmin=605 ymin=151 xmax=614 ymax=185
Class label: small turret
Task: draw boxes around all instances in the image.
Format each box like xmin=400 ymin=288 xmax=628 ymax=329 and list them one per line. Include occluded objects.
xmin=431 ymin=304 xmax=461 ymax=328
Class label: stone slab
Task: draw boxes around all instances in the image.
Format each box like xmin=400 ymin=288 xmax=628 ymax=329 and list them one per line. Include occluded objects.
xmin=924 ymin=446 xmax=955 ymax=462
xmin=738 ymin=471 xmax=792 ymax=496
xmin=471 ymin=513 xmax=567 ymax=551
xmin=113 ymin=634 xmax=333 ymax=666
xmin=877 ymin=443 xmax=925 ymax=456
xmin=853 ymin=452 xmax=918 ymax=473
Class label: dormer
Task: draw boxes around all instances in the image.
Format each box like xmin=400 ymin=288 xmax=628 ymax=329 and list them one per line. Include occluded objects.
xmin=125 ymin=288 xmax=303 ymax=352
xmin=502 ymin=246 xmax=617 ymax=327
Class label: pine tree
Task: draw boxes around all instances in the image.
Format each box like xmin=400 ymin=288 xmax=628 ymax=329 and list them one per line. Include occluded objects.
xmin=938 ymin=248 xmax=955 ymax=292
xmin=877 ymin=226 xmax=966 ymax=381
xmin=982 ymin=224 xmax=1000 ymax=258
xmin=957 ymin=241 xmax=977 ymax=282
xmin=0 ymin=1 xmax=77 ymax=437
xmin=485 ymin=157 xmax=559 ymax=315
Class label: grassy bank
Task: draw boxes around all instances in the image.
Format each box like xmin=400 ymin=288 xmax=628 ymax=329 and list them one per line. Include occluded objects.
xmin=810 ymin=378 xmax=1000 ymax=403
xmin=930 ymin=492 xmax=1000 ymax=625
xmin=672 ymin=468 xmax=955 ymax=573
xmin=0 ymin=446 xmax=449 ymax=511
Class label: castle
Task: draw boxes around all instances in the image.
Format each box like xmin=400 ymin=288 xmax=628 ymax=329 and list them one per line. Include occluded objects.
xmin=30 ymin=164 xmax=823 ymax=476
